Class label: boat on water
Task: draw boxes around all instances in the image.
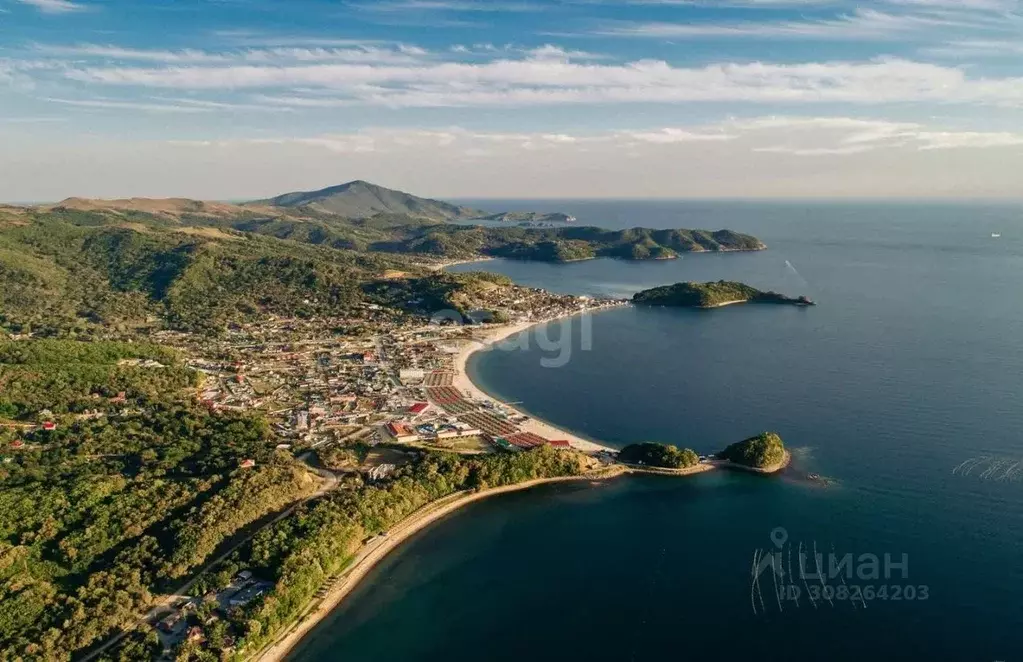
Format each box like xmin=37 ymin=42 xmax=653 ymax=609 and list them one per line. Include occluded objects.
xmin=991 ymin=233 xmax=1001 ymax=238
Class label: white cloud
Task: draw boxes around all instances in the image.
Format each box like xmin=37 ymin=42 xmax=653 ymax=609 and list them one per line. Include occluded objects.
xmin=914 ymin=130 xmax=1023 ymax=149
xmin=885 ymin=0 xmax=1019 ymax=9
xmin=43 ymin=97 xmax=217 ymax=113
xmin=55 ymin=56 xmax=1023 ymax=109
xmin=922 ymin=39 xmax=1023 ymax=57
xmin=617 ymin=128 xmax=737 ymax=143
xmin=350 ymin=0 xmax=543 ymax=11
xmin=33 ymin=43 xmax=431 ymax=65
xmin=9 ymin=117 xmax=1023 ymax=201
xmin=593 ymin=7 xmax=1005 ymax=39
xmin=730 ymin=115 xmax=1023 ymax=153
xmin=165 ymin=119 xmax=1023 ymax=157
xmin=17 ymin=0 xmax=84 ymax=14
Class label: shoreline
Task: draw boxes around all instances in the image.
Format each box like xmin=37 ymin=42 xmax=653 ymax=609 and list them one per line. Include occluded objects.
xmin=714 ymin=449 xmax=792 ymax=474
xmin=450 ymin=309 xmax=624 ymax=454
xmin=426 ymin=256 xmax=497 ymax=271
xmin=251 ymin=309 xmax=791 ymax=662
xmin=252 ymin=468 xmax=627 ymax=662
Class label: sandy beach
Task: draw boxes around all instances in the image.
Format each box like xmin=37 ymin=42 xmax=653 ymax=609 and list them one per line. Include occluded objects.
xmin=450 ymin=313 xmax=619 ymax=454
xmin=250 ymin=311 xmax=790 ymax=662
xmin=426 ymin=256 xmax=497 ymax=271
xmin=252 ymin=468 xmax=626 ymax=662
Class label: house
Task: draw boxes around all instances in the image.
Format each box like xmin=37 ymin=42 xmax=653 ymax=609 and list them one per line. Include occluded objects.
xmin=548 ymin=440 xmax=572 ymax=449
xmin=239 ymin=458 xmax=256 ymax=469
xmin=385 ymin=422 xmax=419 ymax=443
xmin=157 ymin=613 xmax=182 ymax=634
xmin=367 ymin=463 xmax=396 ymax=481
xmin=408 ymin=402 xmax=430 ymax=416
xmin=10 ymin=439 xmax=24 ymax=450
xmin=41 ymin=422 xmax=57 ymax=432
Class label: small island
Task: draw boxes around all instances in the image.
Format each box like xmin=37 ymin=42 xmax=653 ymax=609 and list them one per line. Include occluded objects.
xmin=619 ymin=442 xmax=700 ymax=469
xmin=632 ymin=280 xmax=814 ymax=309
xmin=616 ymin=433 xmax=789 ymax=475
xmin=717 ymin=432 xmax=789 ymax=472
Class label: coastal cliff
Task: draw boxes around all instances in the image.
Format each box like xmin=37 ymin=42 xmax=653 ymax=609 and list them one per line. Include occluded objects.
xmin=633 ymin=281 xmax=814 ymax=309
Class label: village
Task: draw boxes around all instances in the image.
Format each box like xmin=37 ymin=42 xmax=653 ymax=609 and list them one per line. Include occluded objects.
xmin=157 ymin=286 xmax=626 ymax=466
xmin=123 ymin=286 xmax=627 ymax=655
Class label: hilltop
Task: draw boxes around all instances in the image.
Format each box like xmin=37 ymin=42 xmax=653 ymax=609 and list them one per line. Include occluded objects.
xmin=254 ymin=180 xmax=485 ymax=220
xmin=718 ymin=432 xmax=788 ymax=470
xmin=253 ymin=180 xmax=580 ymax=225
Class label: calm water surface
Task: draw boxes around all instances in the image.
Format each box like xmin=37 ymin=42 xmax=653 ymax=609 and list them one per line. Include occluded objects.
xmin=292 ymin=202 xmax=1023 ymax=662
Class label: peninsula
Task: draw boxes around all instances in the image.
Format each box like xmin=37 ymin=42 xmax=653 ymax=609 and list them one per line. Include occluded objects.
xmin=633 ymin=280 xmax=814 ymax=309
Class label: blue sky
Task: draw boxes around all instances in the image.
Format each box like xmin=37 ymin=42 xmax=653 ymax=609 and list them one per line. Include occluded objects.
xmin=2 ymin=0 xmax=1023 ymax=200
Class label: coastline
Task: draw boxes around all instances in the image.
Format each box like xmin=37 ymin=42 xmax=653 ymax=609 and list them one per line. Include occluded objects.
xmin=426 ymin=256 xmax=496 ymax=271
xmin=252 ymin=468 xmax=627 ymax=662
xmin=713 ymin=449 xmax=792 ymax=474
xmin=450 ymin=309 xmax=623 ymax=454
xmin=250 ymin=309 xmax=791 ymax=662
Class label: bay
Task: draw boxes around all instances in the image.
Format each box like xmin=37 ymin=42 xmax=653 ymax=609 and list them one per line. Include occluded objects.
xmin=292 ymin=201 xmax=1023 ymax=661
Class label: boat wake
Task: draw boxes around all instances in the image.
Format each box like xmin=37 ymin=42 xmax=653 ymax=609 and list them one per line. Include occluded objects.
xmin=952 ymin=456 xmax=1023 ymax=482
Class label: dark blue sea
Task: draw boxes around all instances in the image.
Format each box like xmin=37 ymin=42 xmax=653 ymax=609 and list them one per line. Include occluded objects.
xmin=291 ymin=201 xmax=1023 ymax=662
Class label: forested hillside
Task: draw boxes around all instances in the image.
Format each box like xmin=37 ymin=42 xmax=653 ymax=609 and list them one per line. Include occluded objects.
xmin=0 ymin=340 xmax=321 ymax=660
xmin=0 ymin=199 xmax=763 ymax=336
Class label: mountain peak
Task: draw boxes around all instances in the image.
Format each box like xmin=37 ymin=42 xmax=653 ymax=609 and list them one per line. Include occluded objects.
xmin=254 ymin=181 xmax=483 ymax=221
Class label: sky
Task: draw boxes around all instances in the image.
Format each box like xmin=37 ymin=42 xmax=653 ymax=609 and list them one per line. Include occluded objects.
xmin=2 ymin=0 xmax=1023 ymax=201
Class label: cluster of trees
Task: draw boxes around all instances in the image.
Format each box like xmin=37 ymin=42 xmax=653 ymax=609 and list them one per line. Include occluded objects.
xmin=719 ymin=432 xmax=786 ymax=469
xmin=0 ymin=339 xmax=319 ymax=660
xmin=633 ymin=280 xmax=766 ymax=308
xmin=618 ymin=442 xmax=700 ymax=469
xmin=0 ymin=339 xmax=196 ymax=420
xmin=384 ymin=225 xmax=763 ymax=263
xmin=633 ymin=280 xmax=812 ymax=309
xmin=180 ymin=446 xmax=587 ymax=659
xmin=0 ymin=211 xmax=409 ymax=336
xmin=362 ymin=270 xmax=515 ymax=319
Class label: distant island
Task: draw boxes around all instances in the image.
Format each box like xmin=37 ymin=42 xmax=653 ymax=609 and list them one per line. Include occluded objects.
xmin=477 ymin=211 xmax=576 ymax=224
xmin=633 ymin=281 xmax=814 ymax=309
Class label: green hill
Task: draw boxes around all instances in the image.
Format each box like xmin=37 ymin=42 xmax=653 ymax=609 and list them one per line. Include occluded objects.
xmin=618 ymin=442 xmax=699 ymax=469
xmin=719 ymin=432 xmax=787 ymax=469
xmin=633 ymin=280 xmax=813 ymax=308
xmin=0 ymin=191 xmax=766 ymax=335
xmin=255 ymin=180 xmax=485 ymax=220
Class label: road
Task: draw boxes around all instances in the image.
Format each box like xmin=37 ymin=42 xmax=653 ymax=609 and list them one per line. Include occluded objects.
xmin=80 ymin=455 xmax=339 ymax=661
